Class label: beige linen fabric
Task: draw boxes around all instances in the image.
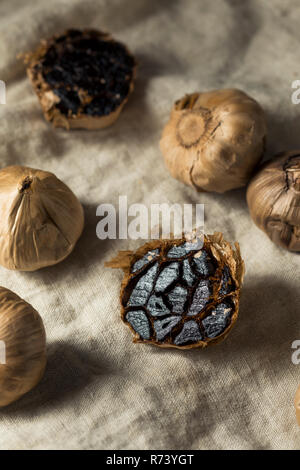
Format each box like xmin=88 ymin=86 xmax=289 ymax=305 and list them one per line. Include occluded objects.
xmin=0 ymin=0 xmax=299 ymax=450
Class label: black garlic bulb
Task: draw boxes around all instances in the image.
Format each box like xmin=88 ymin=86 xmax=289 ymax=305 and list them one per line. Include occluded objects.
xmin=247 ymin=151 xmax=300 ymax=251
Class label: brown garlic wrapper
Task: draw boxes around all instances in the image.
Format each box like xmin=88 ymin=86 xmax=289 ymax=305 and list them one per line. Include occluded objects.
xmin=160 ymin=89 xmax=266 ymax=193
xmin=295 ymin=384 xmax=300 ymax=425
xmin=0 ymin=166 xmax=84 ymax=271
xmin=0 ymin=287 xmax=46 ymax=407
xmin=106 ymin=232 xmax=245 ymax=350
xmin=247 ymin=151 xmax=300 ymax=251
xmin=23 ymin=29 xmax=137 ymax=130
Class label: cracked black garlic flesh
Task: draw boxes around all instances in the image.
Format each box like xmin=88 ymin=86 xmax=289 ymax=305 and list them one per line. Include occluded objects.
xmin=160 ymin=89 xmax=266 ymax=193
xmin=247 ymin=151 xmax=300 ymax=251
xmin=23 ymin=29 xmax=136 ymax=130
xmin=0 ymin=165 xmax=84 ymax=270
xmin=106 ymin=233 xmax=244 ymax=349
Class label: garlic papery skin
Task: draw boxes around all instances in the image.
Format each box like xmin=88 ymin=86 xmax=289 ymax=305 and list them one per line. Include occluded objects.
xmin=160 ymin=89 xmax=266 ymax=193
xmin=247 ymin=151 xmax=300 ymax=252
xmin=0 ymin=165 xmax=84 ymax=271
xmin=0 ymin=287 xmax=46 ymax=407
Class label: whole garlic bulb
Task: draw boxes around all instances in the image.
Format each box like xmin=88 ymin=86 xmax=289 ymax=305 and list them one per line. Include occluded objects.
xmin=160 ymin=89 xmax=266 ymax=193
xmin=0 ymin=165 xmax=84 ymax=270
xmin=247 ymin=151 xmax=300 ymax=251
xmin=0 ymin=287 xmax=46 ymax=407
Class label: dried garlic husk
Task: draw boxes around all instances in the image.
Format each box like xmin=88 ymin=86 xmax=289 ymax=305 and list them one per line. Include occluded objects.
xmin=295 ymin=384 xmax=300 ymax=425
xmin=106 ymin=232 xmax=245 ymax=350
xmin=0 ymin=287 xmax=46 ymax=407
xmin=247 ymin=151 xmax=300 ymax=251
xmin=160 ymin=89 xmax=266 ymax=193
xmin=0 ymin=165 xmax=84 ymax=270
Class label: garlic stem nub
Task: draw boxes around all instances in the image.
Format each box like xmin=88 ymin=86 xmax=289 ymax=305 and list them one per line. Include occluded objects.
xmin=19 ymin=176 xmax=33 ymax=193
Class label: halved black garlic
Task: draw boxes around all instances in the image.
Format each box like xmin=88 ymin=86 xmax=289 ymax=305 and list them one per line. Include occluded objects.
xmin=24 ymin=29 xmax=136 ymax=130
xmin=106 ymin=233 xmax=244 ymax=350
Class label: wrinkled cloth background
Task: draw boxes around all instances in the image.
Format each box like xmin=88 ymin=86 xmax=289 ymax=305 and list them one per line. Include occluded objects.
xmin=0 ymin=0 xmax=299 ymax=450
